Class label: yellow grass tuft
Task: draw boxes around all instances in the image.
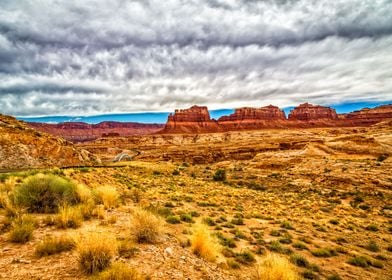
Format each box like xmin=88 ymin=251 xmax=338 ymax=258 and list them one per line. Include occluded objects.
xmin=35 ymin=234 xmax=75 ymax=257
xmin=130 ymin=208 xmax=164 ymax=244
xmin=190 ymin=224 xmax=219 ymax=262
xmin=55 ymin=205 xmax=83 ymax=229
xmin=76 ymin=184 xmax=93 ymax=203
xmin=94 ymin=186 xmax=119 ymax=209
xmin=254 ymin=254 xmax=299 ymax=280
xmin=95 ymin=262 xmax=144 ymax=280
xmin=76 ymin=231 xmax=118 ymax=275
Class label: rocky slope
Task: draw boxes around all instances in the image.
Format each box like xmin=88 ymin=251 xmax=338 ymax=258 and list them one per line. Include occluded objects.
xmin=28 ymin=121 xmax=164 ymax=142
xmin=0 ymin=114 xmax=99 ymax=169
xmin=159 ymin=103 xmax=392 ymax=134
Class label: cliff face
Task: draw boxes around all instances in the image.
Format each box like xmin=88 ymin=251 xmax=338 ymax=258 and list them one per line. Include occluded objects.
xmin=28 ymin=121 xmax=164 ymax=142
xmin=288 ymin=103 xmax=338 ymax=121
xmin=161 ymin=105 xmax=220 ymax=133
xmin=159 ymin=103 xmax=392 ymax=134
xmin=0 ymin=114 xmax=99 ymax=169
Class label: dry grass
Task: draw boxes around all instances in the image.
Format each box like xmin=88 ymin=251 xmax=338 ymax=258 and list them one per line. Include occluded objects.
xmin=94 ymin=262 xmax=144 ymax=280
xmin=129 ymin=208 xmax=164 ymax=244
xmin=76 ymin=184 xmax=93 ymax=203
xmin=94 ymin=186 xmax=119 ymax=209
xmin=55 ymin=205 xmax=83 ymax=229
xmin=76 ymin=231 xmax=118 ymax=274
xmin=35 ymin=235 xmax=75 ymax=257
xmin=254 ymin=254 xmax=299 ymax=280
xmin=190 ymin=224 xmax=220 ymax=262
xmin=8 ymin=214 xmax=36 ymax=243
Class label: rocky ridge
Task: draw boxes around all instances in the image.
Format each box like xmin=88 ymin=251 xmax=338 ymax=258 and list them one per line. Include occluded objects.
xmin=0 ymin=114 xmax=99 ymax=169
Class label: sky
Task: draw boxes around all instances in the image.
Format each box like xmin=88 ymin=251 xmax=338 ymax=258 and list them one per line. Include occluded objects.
xmin=1 ymin=0 xmax=392 ymax=120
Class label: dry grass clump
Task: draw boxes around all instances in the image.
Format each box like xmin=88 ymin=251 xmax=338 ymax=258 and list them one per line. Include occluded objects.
xmin=95 ymin=262 xmax=144 ymax=280
xmin=9 ymin=214 xmax=36 ymax=243
xmin=76 ymin=231 xmax=118 ymax=274
xmin=13 ymin=174 xmax=79 ymax=213
xmin=94 ymin=186 xmax=119 ymax=209
xmin=254 ymin=254 xmax=299 ymax=280
xmin=190 ymin=224 xmax=219 ymax=262
xmin=130 ymin=208 xmax=164 ymax=244
xmin=76 ymin=184 xmax=93 ymax=203
xmin=55 ymin=205 xmax=83 ymax=229
xmin=35 ymin=235 xmax=75 ymax=257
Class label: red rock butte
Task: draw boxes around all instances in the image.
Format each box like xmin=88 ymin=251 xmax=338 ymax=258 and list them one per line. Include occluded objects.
xmin=160 ymin=103 xmax=392 ymax=134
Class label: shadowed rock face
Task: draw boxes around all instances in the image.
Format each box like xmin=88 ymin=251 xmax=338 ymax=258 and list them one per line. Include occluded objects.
xmin=288 ymin=103 xmax=338 ymax=121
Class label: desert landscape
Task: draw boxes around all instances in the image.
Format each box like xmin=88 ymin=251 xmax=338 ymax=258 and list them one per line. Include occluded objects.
xmin=1 ymin=102 xmax=392 ymax=280
xmin=1 ymin=1 xmax=392 ymax=279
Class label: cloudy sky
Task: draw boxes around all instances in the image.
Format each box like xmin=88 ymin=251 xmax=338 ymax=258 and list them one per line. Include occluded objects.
xmin=1 ymin=0 xmax=392 ymax=117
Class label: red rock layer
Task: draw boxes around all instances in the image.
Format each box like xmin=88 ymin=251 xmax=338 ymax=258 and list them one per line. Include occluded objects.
xmin=288 ymin=103 xmax=338 ymax=121
xmin=161 ymin=105 xmax=220 ymax=133
xmin=28 ymin=121 xmax=164 ymax=142
xmin=159 ymin=103 xmax=392 ymax=134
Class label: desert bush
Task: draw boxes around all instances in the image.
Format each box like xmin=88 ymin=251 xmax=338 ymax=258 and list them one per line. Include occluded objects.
xmin=166 ymin=215 xmax=181 ymax=224
xmin=13 ymin=174 xmax=78 ymax=213
xmin=213 ymin=169 xmax=226 ymax=182
xmin=55 ymin=205 xmax=83 ymax=229
xmin=281 ymin=221 xmax=294 ymax=230
xmin=202 ymin=217 xmax=216 ymax=226
xmin=180 ymin=213 xmax=194 ymax=223
xmin=235 ymin=250 xmax=256 ymax=265
xmin=347 ymin=255 xmax=371 ymax=268
xmin=292 ymin=242 xmax=308 ymax=250
xmin=95 ymin=262 xmax=143 ymax=280
xmin=77 ymin=232 xmax=118 ymax=274
xmin=130 ymin=208 xmax=163 ymax=243
xmin=365 ymin=240 xmax=380 ymax=252
xmin=365 ymin=224 xmax=379 ymax=232
xmin=227 ymin=259 xmax=241 ymax=269
xmin=290 ymin=254 xmax=309 ymax=268
xmin=94 ymin=186 xmax=119 ymax=209
xmin=254 ymin=253 xmax=299 ymax=280
xmin=216 ymin=232 xmax=236 ymax=248
xmin=191 ymin=225 xmax=219 ymax=262
xmin=35 ymin=235 xmax=75 ymax=257
xmin=311 ymin=247 xmax=337 ymax=258
xmin=9 ymin=215 xmax=36 ymax=243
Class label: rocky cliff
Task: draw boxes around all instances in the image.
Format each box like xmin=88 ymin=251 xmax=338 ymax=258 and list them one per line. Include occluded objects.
xmin=159 ymin=103 xmax=392 ymax=134
xmin=28 ymin=121 xmax=164 ymax=142
xmin=161 ymin=105 xmax=220 ymax=133
xmin=0 ymin=114 xmax=99 ymax=169
xmin=288 ymin=103 xmax=338 ymax=121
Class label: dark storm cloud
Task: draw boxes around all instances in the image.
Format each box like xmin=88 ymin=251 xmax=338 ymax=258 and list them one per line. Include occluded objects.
xmin=0 ymin=0 xmax=391 ymax=116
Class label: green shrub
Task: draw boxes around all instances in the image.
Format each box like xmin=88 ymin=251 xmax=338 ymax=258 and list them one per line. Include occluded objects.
xmin=311 ymin=248 xmax=337 ymax=258
xmin=347 ymin=255 xmax=371 ymax=268
xmin=180 ymin=213 xmax=194 ymax=223
xmin=13 ymin=174 xmax=78 ymax=213
xmin=235 ymin=250 xmax=255 ymax=265
xmin=292 ymin=241 xmax=308 ymax=250
xmin=9 ymin=215 xmax=35 ymax=243
xmin=327 ymin=274 xmax=342 ymax=280
xmin=213 ymin=169 xmax=226 ymax=182
xmin=216 ymin=232 xmax=236 ymax=248
xmin=227 ymin=259 xmax=241 ymax=269
xmin=290 ymin=254 xmax=309 ymax=268
xmin=365 ymin=224 xmax=379 ymax=232
xmin=166 ymin=215 xmax=181 ymax=224
xmin=280 ymin=221 xmax=294 ymax=230
xmin=202 ymin=217 xmax=216 ymax=226
xmin=365 ymin=240 xmax=380 ymax=252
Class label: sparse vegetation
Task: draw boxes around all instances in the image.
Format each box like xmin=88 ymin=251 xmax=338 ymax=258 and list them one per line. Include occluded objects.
xmin=94 ymin=185 xmax=119 ymax=209
xmin=254 ymin=254 xmax=299 ymax=280
xmin=95 ymin=262 xmax=143 ymax=280
xmin=55 ymin=205 xmax=83 ymax=229
xmin=8 ymin=214 xmax=36 ymax=243
xmin=213 ymin=169 xmax=226 ymax=182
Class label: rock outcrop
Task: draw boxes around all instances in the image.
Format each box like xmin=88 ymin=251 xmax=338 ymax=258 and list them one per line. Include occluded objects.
xmin=218 ymin=105 xmax=287 ymax=130
xmin=159 ymin=103 xmax=392 ymax=134
xmin=0 ymin=114 xmax=99 ymax=169
xmin=161 ymin=105 xmax=220 ymax=133
xmin=28 ymin=121 xmax=164 ymax=142
xmin=288 ymin=103 xmax=338 ymax=121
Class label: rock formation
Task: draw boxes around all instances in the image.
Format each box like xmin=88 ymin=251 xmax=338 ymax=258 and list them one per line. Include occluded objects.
xmin=0 ymin=114 xmax=99 ymax=169
xmin=28 ymin=121 xmax=164 ymax=142
xmin=218 ymin=105 xmax=286 ymax=130
xmin=288 ymin=103 xmax=338 ymax=121
xmin=159 ymin=103 xmax=392 ymax=134
xmin=161 ymin=105 xmax=220 ymax=133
